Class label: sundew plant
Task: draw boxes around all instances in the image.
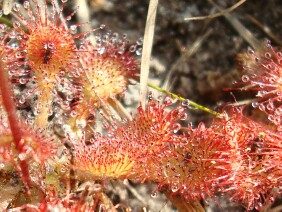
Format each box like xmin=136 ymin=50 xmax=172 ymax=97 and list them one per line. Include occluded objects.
xmin=0 ymin=0 xmax=282 ymax=211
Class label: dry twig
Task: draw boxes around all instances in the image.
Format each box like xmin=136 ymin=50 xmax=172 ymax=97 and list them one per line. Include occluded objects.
xmin=140 ymin=0 xmax=159 ymax=108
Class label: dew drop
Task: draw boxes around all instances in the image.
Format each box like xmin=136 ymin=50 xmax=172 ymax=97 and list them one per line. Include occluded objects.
xmin=66 ymin=94 xmax=73 ymax=101
xmin=182 ymin=99 xmax=190 ymax=107
xmin=265 ymin=52 xmax=272 ymax=59
xmin=198 ymin=122 xmax=206 ymax=131
xmin=251 ymin=102 xmax=259 ymax=108
xmin=269 ymin=77 xmax=275 ymax=83
xmin=164 ymin=96 xmax=173 ymax=105
xmin=102 ymin=34 xmax=109 ymax=42
xmin=242 ymin=75 xmax=249 ymax=82
xmin=129 ymin=45 xmax=136 ymax=52
xmin=70 ymin=110 xmax=77 ymax=117
xmin=248 ymin=47 xmax=254 ymax=55
xmin=122 ymin=33 xmax=127 ymax=39
xmin=278 ymin=126 xmax=282 ymax=133
xmin=269 ymin=196 xmax=275 ymax=204
xmin=33 ymin=106 xmax=39 ymax=115
xmin=59 ymin=70 xmax=65 ymax=76
xmin=254 ymin=194 xmax=261 ymax=200
xmin=267 ymin=64 xmax=273 ymax=70
xmin=47 ymin=42 xmax=55 ymax=49
xmin=123 ymin=179 xmax=129 ymax=185
xmin=112 ymin=32 xmax=119 ymax=39
xmin=9 ymin=31 xmax=16 ymax=39
xmin=117 ymin=47 xmax=125 ymax=54
xmin=16 ymin=51 xmax=26 ymax=58
xmin=0 ymin=163 xmax=4 ymax=169
xmin=266 ymin=102 xmax=274 ymax=111
xmin=171 ymin=184 xmax=179 ymax=192
xmin=136 ymin=47 xmax=142 ymax=56
xmin=27 ymin=119 xmax=34 ymax=125
xmin=257 ymin=90 xmax=266 ymax=97
xmin=185 ymin=152 xmax=192 ymax=160
xmin=268 ymin=114 xmax=274 ymax=122
xmin=173 ymin=123 xmax=181 ymax=133
xmin=97 ymin=46 xmax=105 ymax=54
xmin=148 ymin=92 xmax=153 ymax=101
xmin=47 ymin=108 xmax=53 ymax=116
xmin=31 ymin=76 xmax=37 ymax=82
xmin=18 ymin=153 xmax=26 ymax=161
xmin=8 ymin=70 xmax=14 ymax=76
xmin=19 ymin=97 xmax=26 ymax=104
xmin=180 ymin=113 xmax=188 ymax=120
xmin=259 ymin=104 xmax=265 ymax=111
xmin=13 ymin=3 xmax=20 ymax=12
xmin=23 ymin=1 xmax=30 ymax=9
xmin=255 ymin=202 xmax=263 ymax=210
xmin=0 ymin=24 xmax=7 ymax=32
xmin=70 ymin=25 xmax=77 ymax=34
xmin=99 ymin=24 xmax=106 ymax=30
xmin=13 ymin=21 xmax=21 ymax=29
xmin=275 ymin=107 xmax=282 ymax=115
xmin=151 ymin=192 xmax=157 ymax=198
xmin=254 ymin=57 xmax=260 ymax=62
xmin=137 ymin=37 xmax=143 ymax=45
xmin=19 ymin=78 xmax=27 ymax=84
xmin=265 ymin=39 xmax=272 ymax=48
xmin=73 ymin=72 xmax=81 ymax=78
xmin=274 ymin=116 xmax=280 ymax=125
xmin=79 ymin=44 xmax=86 ymax=50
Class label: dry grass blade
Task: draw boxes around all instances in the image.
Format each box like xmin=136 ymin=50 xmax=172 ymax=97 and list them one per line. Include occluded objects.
xmin=208 ymin=0 xmax=262 ymax=50
xmin=3 ymin=0 xmax=13 ymax=15
xmin=163 ymin=190 xmax=205 ymax=212
xmin=163 ymin=28 xmax=213 ymax=90
xmin=107 ymin=98 xmax=132 ymax=121
xmin=53 ymin=0 xmax=68 ymax=30
xmin=246 ymin=14 xmax=282 ymax=46
xmin=267 ymin=205 xmax=282 ymax=212
xmin=140 ymin=0 xmax=159 ymax=109
xmin=184 ymin=0 xmax=247 ymax=21
xmin=76 ymin=0 xmax=96 ymax=45
xmin=124 ymin=183 xmax=147 ymax=206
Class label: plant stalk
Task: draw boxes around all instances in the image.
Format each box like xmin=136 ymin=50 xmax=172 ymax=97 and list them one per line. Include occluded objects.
xmin=148 ymin=83 xmax=221 ymax=116
xmin=0 ymin=54 xmax=31 ymax=190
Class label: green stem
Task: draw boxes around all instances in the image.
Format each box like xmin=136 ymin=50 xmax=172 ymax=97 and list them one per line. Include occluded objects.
xmin=0 ymin=52 xmax=31 ymax=190
xmin=0 ymin=17 xmax=13 ymax=28
xmin=0 ymin=16 xmax=29 ymax=33
xmin=148 ymin=83 xmax=221 ymax=116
